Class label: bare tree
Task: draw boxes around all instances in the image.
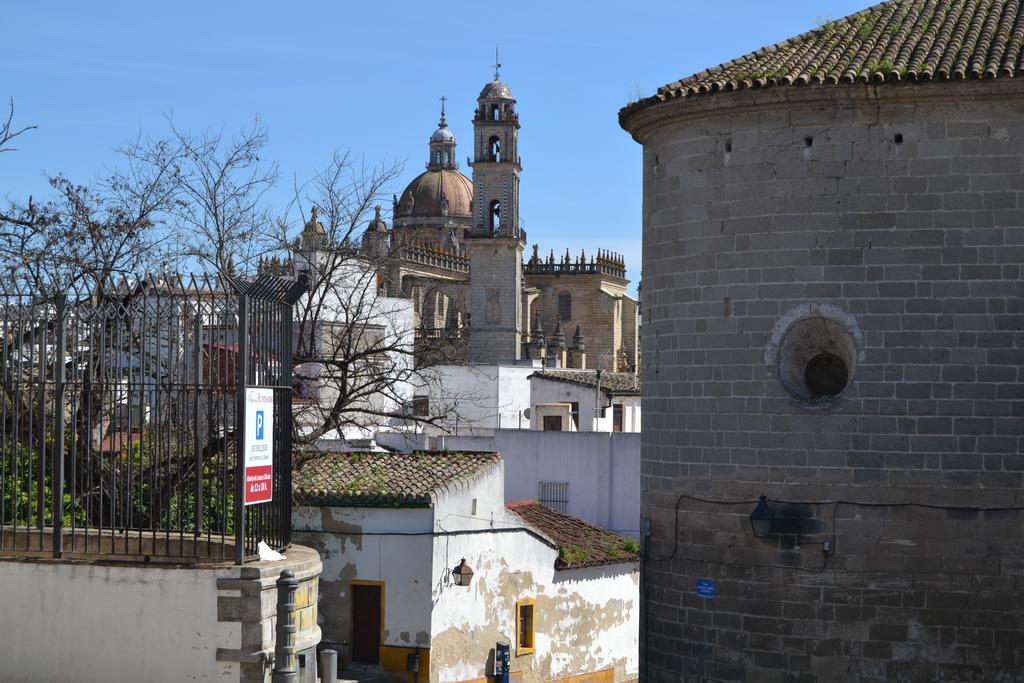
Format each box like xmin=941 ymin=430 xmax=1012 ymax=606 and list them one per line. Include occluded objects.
xmin=0 ymin=98 xmax=35 ymax=153
xmin=120 ymin=117 xmax=278 ymax=273
xmin=1 ymin=104 xmax=471 ymax=456
xmin=0 ymin=103 xmax=176 ymax=291
xmin=282 ymin=152 xmax=470 ymax=449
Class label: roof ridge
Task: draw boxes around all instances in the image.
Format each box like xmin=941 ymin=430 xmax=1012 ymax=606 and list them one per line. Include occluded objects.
xmin=293 ymin=450 xmax=501 ymax=507
xmin=659 ymin=0 xmax=895 ymax=98
xmin=622 ymin=0 xmax=1024 ymax=126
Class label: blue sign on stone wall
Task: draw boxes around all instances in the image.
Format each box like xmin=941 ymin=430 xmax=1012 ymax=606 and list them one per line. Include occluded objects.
xmin=696 ymin=579 xmax=716 ymax=598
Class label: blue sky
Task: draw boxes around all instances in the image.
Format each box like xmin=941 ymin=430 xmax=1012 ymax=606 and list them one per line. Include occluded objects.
xmin=2 ymin=0 xmax=869 ymax=289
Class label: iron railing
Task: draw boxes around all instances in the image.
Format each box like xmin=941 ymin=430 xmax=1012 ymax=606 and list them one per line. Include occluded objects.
xmin=0 ymin=273 xmax=303 ymax=563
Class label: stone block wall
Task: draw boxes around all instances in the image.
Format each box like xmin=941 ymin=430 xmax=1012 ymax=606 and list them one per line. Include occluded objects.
xmin=467 ymin=237 xmax=523 ymax=362
xmin=636 ymin=81 xmax=1024 ymax=682
xmin=525 ymin=271 xmax=628 ymax=371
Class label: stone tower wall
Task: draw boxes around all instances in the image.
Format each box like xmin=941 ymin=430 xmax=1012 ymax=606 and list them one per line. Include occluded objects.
xmin=637 ymin=81 xmax=1024 ymax=682
xmin=467 ymin=238 xmax=524 ymax=363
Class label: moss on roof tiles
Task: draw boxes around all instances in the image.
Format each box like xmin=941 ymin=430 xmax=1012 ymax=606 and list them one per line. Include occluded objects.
xmin=506 ymin=500 xmax=640 ymax=569
xmin=621 ymin=0 xmax=1024 ymax=122
xmin=293 ymin=450 xmax=500 ymax=507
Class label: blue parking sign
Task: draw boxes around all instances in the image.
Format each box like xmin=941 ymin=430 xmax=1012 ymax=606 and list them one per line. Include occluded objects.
xmin=255 ymin=410 xmax=265 ymax=440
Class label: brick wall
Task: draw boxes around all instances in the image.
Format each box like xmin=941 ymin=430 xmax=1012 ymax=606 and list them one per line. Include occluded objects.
xmin=636 ymin=82 xmax=1024 ymax=682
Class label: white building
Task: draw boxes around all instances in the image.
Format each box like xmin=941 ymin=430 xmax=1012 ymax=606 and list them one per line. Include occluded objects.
xmin=287 ymin=215 xmax=419 ymax=444
xmin=292 ymin=451 xmax=639 ymax=683
xmin=528 ymin=370 xmax=641 ymax=433
xmin=413 ymin=361 xmax=537 ymax=435
xmin=381 ymin=430 xmax=641 ymax=539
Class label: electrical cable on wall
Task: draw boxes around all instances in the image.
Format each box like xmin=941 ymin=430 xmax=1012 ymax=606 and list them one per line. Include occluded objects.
xmin=642 ymin=491 xmax=1024 ymax=571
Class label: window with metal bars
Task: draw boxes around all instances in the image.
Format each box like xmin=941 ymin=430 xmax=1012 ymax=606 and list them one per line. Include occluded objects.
xmin=538 ymin=481 xmax=569 ymax=513
xmin=558 ymin=292 xmax=571 ymax=322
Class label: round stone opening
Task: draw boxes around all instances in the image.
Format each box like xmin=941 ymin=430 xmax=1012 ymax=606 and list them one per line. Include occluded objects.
xmin=804 ymin=352 xmax=849 ymax=397
xmin=776 ymin=315 xmax=857 ymax=404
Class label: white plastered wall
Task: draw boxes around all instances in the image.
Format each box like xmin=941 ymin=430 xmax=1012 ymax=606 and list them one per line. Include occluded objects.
xmin=0 ymin=560 xmax=239 ymax=683
xmin=292 ymin=505 xmax=434 ymax=651
xmin=427 ymin=461 xmax=639 ymax=683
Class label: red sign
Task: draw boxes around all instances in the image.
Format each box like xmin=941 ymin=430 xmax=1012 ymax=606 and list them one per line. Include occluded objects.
xmin=245 ymin=465 xmax=273 ymax=505
xmin=243 ymin=388 xmax=274 ymax=506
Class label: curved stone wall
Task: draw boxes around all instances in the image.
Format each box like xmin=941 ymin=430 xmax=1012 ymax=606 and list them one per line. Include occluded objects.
xmin=637 ymin=82 xmax=1024 ymax=682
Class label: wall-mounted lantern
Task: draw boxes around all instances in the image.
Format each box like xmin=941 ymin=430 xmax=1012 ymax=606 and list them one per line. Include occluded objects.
xmin=749 ymin=495 xmax=774 ymax=538
xmin=452 ymin=558 xmax=474 ymax=586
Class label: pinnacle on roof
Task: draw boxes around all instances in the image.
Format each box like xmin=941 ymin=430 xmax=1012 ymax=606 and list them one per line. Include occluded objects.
xmin=531 ymin=315 xmax=545 ymax=348
xmin=573 ymin=323 xmax=586 ymax=352
xmin=549 ymin=320 xmax=566 ymax=349
xmin=621 ymin=0 xmax=1024 ymax=121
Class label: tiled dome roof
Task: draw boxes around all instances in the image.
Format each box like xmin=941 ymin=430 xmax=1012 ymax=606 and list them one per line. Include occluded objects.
xmin=430 ymin=124 xmax=455 ymax=143
xmin=396 ymin=168 xmax=473 ymax=219
xmin=480 ymin=79 xmax=513 ymax=100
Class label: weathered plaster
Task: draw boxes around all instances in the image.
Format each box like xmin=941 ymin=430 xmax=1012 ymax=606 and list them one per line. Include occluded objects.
xmin=429 ymin=467 xmax=639 ymax=683
xmin=294 ymin=460 xmax=638 ymax=681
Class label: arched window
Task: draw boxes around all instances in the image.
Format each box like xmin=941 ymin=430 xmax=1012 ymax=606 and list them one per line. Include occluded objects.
xmin=443 ymin=150 xmax=449 ymax=164
xmin=488 ymin=200 xmax=501 ymax=234
xmin=491 ymin=104 xmax=501 ymax=120
xmin=488 ymin=136 xmax=501 ymax=162
xmin=558 ymin=293 xmax=572 ymax=321
xmin=435 ymin=151 xmax=441 ymax=164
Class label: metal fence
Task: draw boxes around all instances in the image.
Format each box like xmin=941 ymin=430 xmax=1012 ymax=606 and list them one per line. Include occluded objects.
xmin=0 ymin=273 xmax=303 ymax=563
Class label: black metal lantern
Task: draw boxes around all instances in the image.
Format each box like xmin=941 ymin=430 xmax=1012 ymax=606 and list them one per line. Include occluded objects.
xmin=749 ymin=495 xmax=774 ymax=538
xmin=452 ymin=558 xmax=474 ymax=586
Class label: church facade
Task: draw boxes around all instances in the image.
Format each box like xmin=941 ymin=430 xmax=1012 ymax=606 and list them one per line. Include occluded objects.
xmin=366 ymin=73 xmax=639 ymax=372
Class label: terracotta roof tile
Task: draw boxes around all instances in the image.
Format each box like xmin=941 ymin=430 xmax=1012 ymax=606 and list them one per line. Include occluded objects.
xmin=506 ymin=500 xmax=640 ymax=569
xmin=293 ymin=451 xmax=500 ymax=507
xmin=529 ymin=370 xmax=640 ymax=396
xmin=622 ymin=0 xmax=1024 ymax=119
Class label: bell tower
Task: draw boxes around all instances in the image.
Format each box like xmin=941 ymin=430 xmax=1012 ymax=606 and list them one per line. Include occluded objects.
xmin=470 ymin=58 xmax=521 ymax=238
xmin=466 ymin=56 xmax=525 ymax=363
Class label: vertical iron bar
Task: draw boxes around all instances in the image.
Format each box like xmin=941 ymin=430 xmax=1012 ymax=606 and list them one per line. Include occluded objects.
xmin=36 ymin=304 xmax=45 ymax=535
xmin=282 ymin=299 xmax=294 ymax=550
xmin=14 ymin=310 xmax=23 ymax=547
xmin=68 ymin=300 xmax=77 ymax=553
xmin=53 ymin=295 xmax=66 ymax=558
xmin=234 ymin=291 xmax=248 ymax=565
xmin=0 ymin=316 xmax=6 ymax=549
xmin=193 ymin=311 xmax=203 ymax=545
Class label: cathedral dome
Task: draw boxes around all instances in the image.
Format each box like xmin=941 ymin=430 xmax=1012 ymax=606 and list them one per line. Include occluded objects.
xmin=480 ymin=79 xmax=513 ymax=100
xmin=396 ymin=168 xmax=473 ymax=219
xmin=430 ymin=125 xmax=455 ymax=143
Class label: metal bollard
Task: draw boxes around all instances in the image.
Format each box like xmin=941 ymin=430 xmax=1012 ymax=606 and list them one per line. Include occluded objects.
xmin=319 ymin=649 xmax=337 ymax=682
xmin=272 ymin=569 xmax=299 ymax=683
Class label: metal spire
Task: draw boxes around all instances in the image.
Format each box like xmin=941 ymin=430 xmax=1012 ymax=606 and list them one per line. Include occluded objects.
xmin=493 ymin=46 xmax=501 ymax=80
xmin=439 ymin=95 xmax=447 ymax=126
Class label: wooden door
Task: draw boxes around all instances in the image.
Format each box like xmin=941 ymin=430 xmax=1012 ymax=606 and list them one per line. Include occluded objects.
xmin=351 ymin=584 xmax=381 ymax=664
